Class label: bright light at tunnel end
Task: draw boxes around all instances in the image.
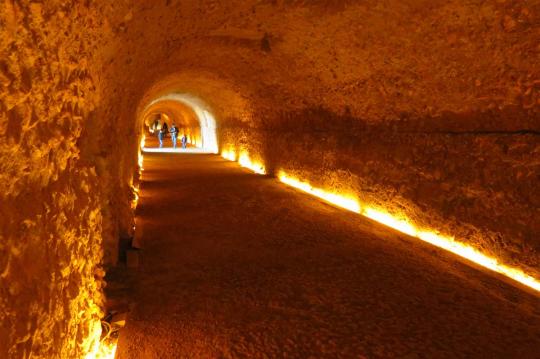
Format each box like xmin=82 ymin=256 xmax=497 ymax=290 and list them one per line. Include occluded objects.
xmin=144 ymin=94 xmax=218 ymax=154
xmin=137 ymin=93 xmax=540 ymax=294
xmin=277 ymin=170 xmax=540 ymax=293
xmin=138 ymin=135 xmax=145 ymax=171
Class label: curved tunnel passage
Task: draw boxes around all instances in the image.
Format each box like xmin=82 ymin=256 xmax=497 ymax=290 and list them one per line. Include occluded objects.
xmin=141 ymin=94 xmax=218 ymax=153
xmin=117 ymin=152 xmax=540 ymax=358
xmin=1 ymin=1 xmax=540 ymax=358
xmin=142 ymin=99 xmax=202 ymax=150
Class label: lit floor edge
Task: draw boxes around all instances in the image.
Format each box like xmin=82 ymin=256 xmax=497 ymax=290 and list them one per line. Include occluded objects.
xmin=141 ymin=149 xmax=539 ymax=294
xmin=87 ymin=151 xmax=539 ymax=358
xmin=275 ymin=172 xmax=540 ymax=294
xmin=142 ymin=147 xmax=215 ymax=154
xmin=218 ymin=150 xmax=540 ymax=294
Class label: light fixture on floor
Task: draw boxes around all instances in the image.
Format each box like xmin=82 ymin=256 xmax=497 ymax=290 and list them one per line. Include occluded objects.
xmin=277 ymin=170 xmax=540 ymax=293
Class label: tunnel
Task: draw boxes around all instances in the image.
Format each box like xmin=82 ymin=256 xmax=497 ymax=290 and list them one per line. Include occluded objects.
xmin=142 ymin=100 xmax=202 ymax=149
xmin=141 ymin=94 xmax=218 ymax=153
xmin=1 ymin=1 xmax=539 ymax=358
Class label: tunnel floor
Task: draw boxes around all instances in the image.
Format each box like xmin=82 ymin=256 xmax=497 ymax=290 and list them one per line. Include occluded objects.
xmin=115 ymin=153 xmax=540 ymax=358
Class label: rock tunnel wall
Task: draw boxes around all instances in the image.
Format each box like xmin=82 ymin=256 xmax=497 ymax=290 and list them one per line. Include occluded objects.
xmin=211 ymin=1 xmax=539 ymax=278
xmin=1 ymin=0 xmax=539 ymax=357
xmin=0 ymin=1 xmax=109 ymax=358
xmin=220 ymin=110 xmax=540 ymax=276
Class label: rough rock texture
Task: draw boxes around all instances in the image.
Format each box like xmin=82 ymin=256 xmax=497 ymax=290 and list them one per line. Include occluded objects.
xmin=1 ymin=0 xmax=540 ymax=357
xmin=220 ymin=111 xmax=540 ymax=275
xmin=130 ymin=0 xmax=540 ymax=275
xmin=116 ymin=153 xmax=540 ymax=359
xmin=0 ymin=1 xmax=107 ymax=358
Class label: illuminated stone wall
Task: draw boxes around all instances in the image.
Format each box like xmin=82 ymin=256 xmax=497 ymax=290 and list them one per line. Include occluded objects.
xmin=1 ymin=0 xmax=539 ymax=357
xmin=231 ymin=109 xmax=540 ymax=274
xmin=0 ymin=1 xmax=107 ymax=357
xmin=154 ymin=0 xmax=536 ymax=277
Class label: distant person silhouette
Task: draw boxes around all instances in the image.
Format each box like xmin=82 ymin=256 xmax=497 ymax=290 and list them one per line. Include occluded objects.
xmin=181 ymin=134 xmax=187 ymax=149
xmin=170 ymin=124 xmax=178 ymax=148
xmin=157 ymin=124 xmax=164 ymax=148
xmin=159 ymin=122 xmax=168 ymax=148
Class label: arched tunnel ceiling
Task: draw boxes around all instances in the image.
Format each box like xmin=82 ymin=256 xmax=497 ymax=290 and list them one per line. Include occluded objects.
xmin=142 ymin=99 xmax=200 ymax=128
xmin=2 ymin=1 xmax=540 ymax=358
xmin=96 ymin=0 xmax=540 ymax=130
xmin=135 ymin=72 xmax=256 ymax=129
xmin=89 ymin=0 xmax=540 ymax=279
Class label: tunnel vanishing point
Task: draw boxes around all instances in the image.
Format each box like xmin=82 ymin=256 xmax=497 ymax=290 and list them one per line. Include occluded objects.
xmin=1 ymin=1 xmax=540 ymax=358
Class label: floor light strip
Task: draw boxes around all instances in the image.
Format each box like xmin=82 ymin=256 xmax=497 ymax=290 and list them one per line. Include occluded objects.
xmin=277 ymin=170 xmax=540 ymax=293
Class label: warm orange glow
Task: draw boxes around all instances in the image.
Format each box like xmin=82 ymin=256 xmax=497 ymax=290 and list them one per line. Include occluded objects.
xmin=131 ymin=186 xmax=140 ymax=210
xmin=221 ymin=148 xmax=266 ymax=175
xmin=363 ymin=207 xmax=417 ymax=237
xmin=140 ymin=134 xmax=146 ymax=150
xmin=84 ymin=321 xmax=118 ymax=359
xmin=238 ymin=151 xmax=266 ymax=175
xmin=221 ymin=149 xmax=236 ymax=161
xmin=277 ymin=171 xmax=540 ymax=293
xmin=278 ymin=171 xmax=361 ymax=213
xmin=415 ymin=231 xmax=540 ymax=292
xmin=187 ymin=132 xmax=202 ymax=147
xmin=138 ymin=135 xmax=145 ymax=171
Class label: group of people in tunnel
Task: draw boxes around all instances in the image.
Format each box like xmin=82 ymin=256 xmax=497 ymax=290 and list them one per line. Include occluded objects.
xmin=154 ymin=119 xmax=188 ymax=149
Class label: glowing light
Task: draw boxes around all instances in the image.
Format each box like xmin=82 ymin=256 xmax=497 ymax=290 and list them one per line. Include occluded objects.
xmin=415 ymin=231 xmax=540 ymax=292
xmin=201 ymin=110 xmax=218 ymax=154
xmin=138 ymin=135 xmax=145 ymax=171
xmin=140 ymin=135 xmax=146 ymax=150
xmin=131 ymin=186 xmax=140 ymax=210
xmin=89 ymin=339 xmax=117 ymax=359
xmin=363 ymin=207 xmax=417 ymax=237
xmin=221 ymin=149 xmax=236 ymax=161
xmin=144 ymin=94 xmax=218 ymax=153
xmin=278 ymin=172 xmax=361 ymax=213
xmin=238 ymin=151 xmax=266 ymax=175
xmin=221 ymin=148 xmax=266 ymax=175
xmin=277 ymin=170 xmax=540 ymax=293
xmin=142 ymin=147 xmax=213 ymax=154
xmin=84 ymin=321 xmax=118 ymax=359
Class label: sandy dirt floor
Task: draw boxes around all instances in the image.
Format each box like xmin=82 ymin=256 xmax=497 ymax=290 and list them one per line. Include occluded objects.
xmin=114 ymin=152 xmax=540 ymax=358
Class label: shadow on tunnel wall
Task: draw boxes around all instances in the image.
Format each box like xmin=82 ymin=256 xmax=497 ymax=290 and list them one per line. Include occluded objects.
xmin=220 ymin=107 xmax=540 ymax=278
